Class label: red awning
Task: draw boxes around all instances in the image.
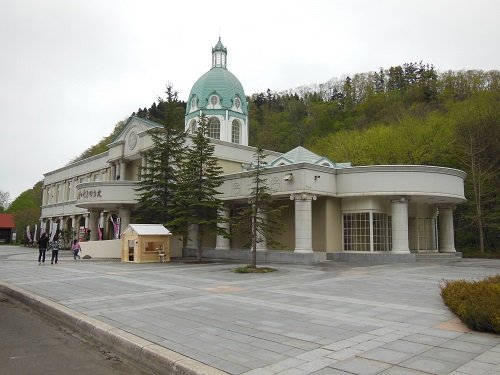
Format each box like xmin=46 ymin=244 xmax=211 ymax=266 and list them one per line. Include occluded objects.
xmin=0 ymin=213 xmax=15 ymax=228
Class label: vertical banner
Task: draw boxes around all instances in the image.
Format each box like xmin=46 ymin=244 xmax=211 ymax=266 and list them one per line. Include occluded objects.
xmin=116 ymin=217 xmax=121 ymax=239
xmin=110 ymin=216 xmax=119 ymax=239
xmin=49 ymin=222 xmax=58 ymax=242
xmin=26 ymin=226 xmax=32 ymax=243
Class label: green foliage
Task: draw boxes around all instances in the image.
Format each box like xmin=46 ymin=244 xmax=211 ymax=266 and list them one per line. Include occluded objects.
xmin=7 ymin=181 xmax=42 ymax=243
xmin=72 ymin=121 xmax=128 ymax=162
xmin=245 ymin=66 xmax=498 ymax=254
xmin=232 ymin=148 xmax=285 ymax=267
xmin=234 ymin=265 xmax=277 ymax=273
xmin=170 ymin=114 xmax=226 ymax=261
xmin=440 ymin=275 xmax=500 ymax=334
xmin=134 ymin=85 xmax=186 ymax=226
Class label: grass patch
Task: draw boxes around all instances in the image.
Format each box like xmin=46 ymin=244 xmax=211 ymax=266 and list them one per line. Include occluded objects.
xmin=234 ymin=265 xmax=277 ymax=273
xmin=440 ymin=274 xmax=500 ymax=334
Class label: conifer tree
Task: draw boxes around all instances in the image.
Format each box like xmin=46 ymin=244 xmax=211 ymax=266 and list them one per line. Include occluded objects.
xmin=170 ymin=114 xmax=227 ymax=261
xmin=135 ymin=85 xmax=186 ymax=227
xmin=233 ymin=148 xmax=284 ymax=268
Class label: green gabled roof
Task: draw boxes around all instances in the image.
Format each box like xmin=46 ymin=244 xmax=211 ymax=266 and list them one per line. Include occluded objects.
xmin=269 ymin=146 xmax=344 ymax=168
xmin=187 ymin=67 xmax=247 ymax=114
xmin=273 ymin=146 xmax=323 ymax=164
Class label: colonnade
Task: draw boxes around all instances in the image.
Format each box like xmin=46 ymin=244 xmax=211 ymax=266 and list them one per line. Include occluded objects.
xmin=213 ymin=194 xmax=456 ymax=254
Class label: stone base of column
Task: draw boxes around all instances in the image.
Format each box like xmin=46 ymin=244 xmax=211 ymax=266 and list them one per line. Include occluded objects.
xmin=439 ymin=248 xmax=456 ymax=253
xmin=391 ymin=249 xmax=411 ymax=254
xmin=294 ymin=249 xmax=313 ymax=254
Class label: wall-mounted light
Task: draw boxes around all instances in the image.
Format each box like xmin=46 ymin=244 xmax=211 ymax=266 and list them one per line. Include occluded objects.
xmin=314 ymin=175 xmax=320 ymax=181
xmin=283 ymin=173 xmax=293 ymax=182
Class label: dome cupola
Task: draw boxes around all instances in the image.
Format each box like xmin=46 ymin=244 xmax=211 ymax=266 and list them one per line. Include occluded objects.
xmin=185 ymin=39 xmax=249 ymax=146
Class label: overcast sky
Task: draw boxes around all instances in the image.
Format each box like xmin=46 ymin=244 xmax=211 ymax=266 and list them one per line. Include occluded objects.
xmin=1 ymin=0 xmax=499 ymax=202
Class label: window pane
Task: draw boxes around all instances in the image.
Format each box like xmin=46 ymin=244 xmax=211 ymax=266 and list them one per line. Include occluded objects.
xmin=208 ymin=117 xmax=220 ymax=139
xmin=231 ymin=119 xmax=240 ymax=143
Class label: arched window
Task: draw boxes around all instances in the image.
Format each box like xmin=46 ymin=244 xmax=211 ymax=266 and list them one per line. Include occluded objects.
xmin=231 ymin=119 xmax=240 ymax=144
xmin=189 ymin=119 xmax=197 ymax=134
xmin=208 ymin=117 xmax=220 ymax=139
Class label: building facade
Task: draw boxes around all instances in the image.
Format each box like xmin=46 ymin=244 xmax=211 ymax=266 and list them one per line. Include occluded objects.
xmin=40 ymin=39 xmax=466 ymax=263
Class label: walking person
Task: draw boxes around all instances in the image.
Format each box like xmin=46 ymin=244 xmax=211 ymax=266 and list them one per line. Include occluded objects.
xmin=71 ymin=239 xmax=81 ymax=260
xmin=37 ymin=232 xmax=49 ymax=265
xmin=50 ymin=236 xmax=60 ymax=264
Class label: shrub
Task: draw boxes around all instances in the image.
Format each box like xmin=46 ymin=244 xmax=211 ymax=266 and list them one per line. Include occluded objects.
xmin=440 ymin=274 xmax=500 ymax=334
xmin=234 ymin=265 xmax=277 ymax=273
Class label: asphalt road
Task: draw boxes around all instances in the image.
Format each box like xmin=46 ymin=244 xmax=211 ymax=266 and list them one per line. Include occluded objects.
xmin=0 ymin=292 xmax=157 ymax=375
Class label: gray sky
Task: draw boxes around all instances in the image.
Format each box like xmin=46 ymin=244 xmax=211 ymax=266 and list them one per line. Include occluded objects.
xmin=1 ymin=0 xmax=499 ymax=202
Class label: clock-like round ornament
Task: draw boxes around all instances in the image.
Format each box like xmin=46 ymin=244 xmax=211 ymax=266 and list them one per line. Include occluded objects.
xmin=128 ymin=131 xmax=138 ymax=150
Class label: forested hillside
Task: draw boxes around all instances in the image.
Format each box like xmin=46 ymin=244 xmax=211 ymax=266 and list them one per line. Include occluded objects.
xmin=245 ymin=64 xmax=499 ymax=254
xmin=6 ymin=63 xmax=499 ymax=254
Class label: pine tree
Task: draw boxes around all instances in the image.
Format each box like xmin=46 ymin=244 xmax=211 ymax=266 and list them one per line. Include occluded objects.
xmin=233 ymin=148 xmax=284 ymax=268
xmin=170 ymin=114 xmax=227 ymax=261
xmin=135 ymin=85 xmax=186 ymax=227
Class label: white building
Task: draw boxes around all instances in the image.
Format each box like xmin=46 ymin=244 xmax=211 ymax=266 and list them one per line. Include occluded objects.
xmin=40 ymin=39 xmax=466 ymax=263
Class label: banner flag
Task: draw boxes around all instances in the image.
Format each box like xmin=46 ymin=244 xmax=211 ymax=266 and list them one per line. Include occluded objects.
xmin=26 ymin=226 xmax=32 ymax=242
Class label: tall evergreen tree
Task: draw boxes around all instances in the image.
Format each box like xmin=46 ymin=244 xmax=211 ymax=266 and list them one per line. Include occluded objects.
xmin=171 ymin=114 xmax=227 ymax=261
xmin=233 ymin=148 xmax=284 ymax=268
xmin=135 ymin=85 xmax=186 ymax=226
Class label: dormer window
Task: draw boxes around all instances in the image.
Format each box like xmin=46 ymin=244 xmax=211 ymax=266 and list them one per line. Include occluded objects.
xmin=191 ymin=97 xmax=197 ymax=110
xmin=210 ymin=95 xmax=219 ymax=106
xmin=234 ymin=97 xmax=241 ymax=109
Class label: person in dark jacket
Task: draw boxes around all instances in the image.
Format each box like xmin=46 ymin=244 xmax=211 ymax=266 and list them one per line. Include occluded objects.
xmin=37 ymin=233 xmax=49 ymax=265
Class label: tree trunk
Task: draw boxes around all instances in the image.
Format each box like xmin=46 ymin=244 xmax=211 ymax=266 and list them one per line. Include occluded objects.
xmin=478 ymin=217 xmax=485 ymax=255
xmin=251 ymin=215 xmax=257 ymax=268
xmin=196 ymin=224 xmax=202 ymax=262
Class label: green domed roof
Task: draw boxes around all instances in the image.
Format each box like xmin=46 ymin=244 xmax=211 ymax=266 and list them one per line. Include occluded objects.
xmin=186 ymin=39 xmax=247 ymax=115
xmin=187 ymin=67 xmax=247 ymax=114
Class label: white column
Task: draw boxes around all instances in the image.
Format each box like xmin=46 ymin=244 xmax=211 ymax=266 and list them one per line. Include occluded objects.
xmin=99 ymin=212 xmax=105 ymax=240
xmin=141 ymin=155 xmax=147 ymax=181
xmin=438 ymin=206 xmax=456 ymax=253
xmin=187 ymin=224 xmax=198 ymax=249
xmin=120 ymin=160 xmax=126 ymax=180
xmin=118 ymin=207 xmax=130 ymax=238
xmin=88 ymin=210 xmax=99 ymax=241
xmin=71 ymin=215 xmax=76 ymax=240
xmin=216 ymin=206 xmax=230 ymax=250
xmin=111 ymin=162 xmax=117 ymax=180
xmin=291 ymin=193 xmax=316 ymax=253
xmin=391 ymin=197 xmax=410 ymax=253
xmin=84 ymin=213 xmax=89 ymax=229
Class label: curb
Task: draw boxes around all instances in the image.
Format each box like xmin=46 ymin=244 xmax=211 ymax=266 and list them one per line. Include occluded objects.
xmin=0 ymin=281 xmax=228 ymax=375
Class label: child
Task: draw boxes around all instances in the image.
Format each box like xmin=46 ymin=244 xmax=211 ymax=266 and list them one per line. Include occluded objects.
xmin=71 ymin=239 xmax=81 ymax=260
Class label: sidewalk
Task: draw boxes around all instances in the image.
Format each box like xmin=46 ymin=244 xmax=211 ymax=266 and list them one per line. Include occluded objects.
xmin=1 ymin=246 xmax=499 ymax=375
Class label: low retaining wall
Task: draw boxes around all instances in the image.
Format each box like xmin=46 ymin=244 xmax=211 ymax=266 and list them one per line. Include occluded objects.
xmin=327 ymin=252 xmax=416 ymax=264
xmin=183 ymin=248 xmax=326 ymax=265
xmin=80 ymin=239 xmax=121 ymax=259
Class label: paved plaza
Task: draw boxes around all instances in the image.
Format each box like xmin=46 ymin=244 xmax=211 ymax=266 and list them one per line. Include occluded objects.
xmin=0 ymin=246 xmax=499 ymax=375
